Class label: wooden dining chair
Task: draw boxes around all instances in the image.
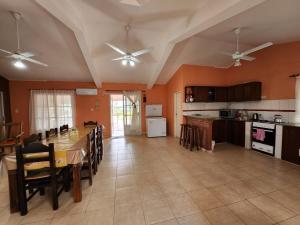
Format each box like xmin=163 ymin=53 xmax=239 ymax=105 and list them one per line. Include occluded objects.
xmin=81 ymin=129 xmax=97 ymax=185
xmin=45 ymin=128 xmax=58 ymax=139
xmin=16 ymin=142 xmax=70 ymax=216
xmin=59 ymin=124 xmax=69 ymax=134
xmin=83 ymin=121 xmax=97 ymax=128
xmin=96 ymin=125 xmax=103 ymax=163
xmin=0 ymin=122 xmax=24 ymax=153
xmin=23 ymin=133 xmax=42 ymax=147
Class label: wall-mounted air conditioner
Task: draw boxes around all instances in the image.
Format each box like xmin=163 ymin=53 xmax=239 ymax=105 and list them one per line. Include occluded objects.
xmin=76 ymin=88 xmax=98 ymax=96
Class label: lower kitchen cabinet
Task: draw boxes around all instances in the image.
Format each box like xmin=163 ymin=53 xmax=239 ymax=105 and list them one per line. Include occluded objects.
xmin=212 ymin=119 xmax=245 ymax=147
xmin=282 ymin=126 xmax=300 ymax=165
xmin=227 ymin=120 xmax=245 ymax=147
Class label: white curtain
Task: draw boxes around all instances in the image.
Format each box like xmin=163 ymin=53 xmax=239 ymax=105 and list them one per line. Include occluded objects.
xmin=295 ymin=77 xmax=300 ymax=123
xmin=123 ymin=91 xmax=141 ymax=135
xmin=30 ymin=90 xmax=76 ymax=134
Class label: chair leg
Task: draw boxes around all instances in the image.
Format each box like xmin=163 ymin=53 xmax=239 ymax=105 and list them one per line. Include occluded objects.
xmin=51 ymin=176 xmax=58 ymax=210
xmin=88 ymin=163 xmax=93 ymax=186
xmin=17 ymin=177 xmax=27 ymax=216
xmin=39 ymin=187 xmax=45 ymax=196
xmin=63 ymin=167 xmax=71 ymax=192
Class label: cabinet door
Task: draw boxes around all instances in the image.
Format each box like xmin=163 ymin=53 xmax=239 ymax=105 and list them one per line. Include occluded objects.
xmin=213 ymin=120 xmax=227 ymax=143
xmin=227 ymin=120 xmax=245 ymax=146
xmin=243 ymin=82 xmax=262 ymax=101
xmin=227 ymin=87 xmax=235 ymax=102
xmin=234 ymin=85 xmax=244 ymax=102
xmin=282 ymin=126 xmax=300 ymax=165
xmin=192 ymin=86 xmax=209 ymax=102
xmin=215 ymin=87 xmax=227 ymax=102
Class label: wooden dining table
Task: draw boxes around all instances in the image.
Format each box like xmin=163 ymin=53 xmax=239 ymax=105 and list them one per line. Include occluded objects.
xmin=4 ymin=127 xmax=92 ymax=213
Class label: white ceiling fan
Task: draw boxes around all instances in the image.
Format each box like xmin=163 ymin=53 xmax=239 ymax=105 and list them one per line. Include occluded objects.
xmin=0 ymin=11 xmax=48 ymax=69
xmin=119 ymin=0 xmax=150 ymax=7
xmin=219 ymin=28 xmax=273 ymax=68
xmin=105 ymin=25 xmax=152 ymax=67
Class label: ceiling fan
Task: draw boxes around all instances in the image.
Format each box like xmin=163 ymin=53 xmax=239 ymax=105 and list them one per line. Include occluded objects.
xmin=0 ymin=11 xmax=48 ymax=69
xmin=219 ymin=28 xmax=273 ymax=68
xmin=105 ymin=25 xmax=152 ymax=67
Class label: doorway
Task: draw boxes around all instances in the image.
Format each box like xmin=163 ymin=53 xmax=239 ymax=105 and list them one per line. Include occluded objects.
xmin=110 ymin=94 xmax=124 ymax=137
xmin=174 ymin=92 xmax=182 ymax=138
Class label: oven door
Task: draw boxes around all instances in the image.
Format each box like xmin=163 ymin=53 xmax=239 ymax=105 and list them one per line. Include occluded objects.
xmin=252 ymin=126 xmax=275 ymax=155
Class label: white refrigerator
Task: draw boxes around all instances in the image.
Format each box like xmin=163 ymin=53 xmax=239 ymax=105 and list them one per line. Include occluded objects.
xmin=146 ymin=105 xmax=167 ymax=137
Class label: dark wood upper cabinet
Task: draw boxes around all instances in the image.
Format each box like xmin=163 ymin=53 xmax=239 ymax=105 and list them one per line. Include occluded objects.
xmin=185 ymin=82 xmax=261 ymax=103
xmin=215 ymin=87 xmax=227 ymax=102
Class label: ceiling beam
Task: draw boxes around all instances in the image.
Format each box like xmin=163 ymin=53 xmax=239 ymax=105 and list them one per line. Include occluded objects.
xmin=147 ymin=0 xmax=267 ymax=88
xmin=34 ymin=0 xmax=102 ymax=87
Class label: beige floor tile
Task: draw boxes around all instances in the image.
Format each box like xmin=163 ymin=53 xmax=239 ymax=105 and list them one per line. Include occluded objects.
xmin=116 ymin=174 xmax=137 ymax=189
xmin=84 ymin=211 xmax=113 ymax=225
xmin=204 ymin=206 xmax=245 ymax=225
xmin=115 ymin=186 xmax=141 ymax=206
xmin=177 ymin=212 xmax=211 ymax=225
xmin=268 ymin=188 xmax=300 ymax=214
xmin=210 ymin=185 xmax=244 ymax=205
xmin=50 ymin=212 xmax=84 ymax=225
xmin=188 ymin=188 xmax=224 ymax=211
xmin=159 ymin=181 xmax=185 ymax=197
xmin=143 ymin=198 xmax=174 ymax=225
xmin=177 ymin=176 xmax=204 ymax=192
xmin=226 ymin=180 xmax=261 ymax=199
xmin=228 ymin=200 xmax=275 ymax=225
xmin=114 ymin=203 xmax=145 ymax=225
xmin=279 ymin=215 xmax=300 ymax=225
xmin=0 ymin=207 xmax=23 ymax=225
xmin=167 ymin=193 xmax=200 ymax=218
xmin=21 ymin=219 xmax=52 ymax=225
xmin=248 ymin=195 xmax=295 ymax=223
xmin=152 ymin=219 xmax=179 ymax=225
xmin=244 ymin=178 xmax=277 ymax=194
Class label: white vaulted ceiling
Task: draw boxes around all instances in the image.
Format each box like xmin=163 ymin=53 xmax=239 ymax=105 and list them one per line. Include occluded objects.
xmin=0 ymin=0 xmax=299 ymax=87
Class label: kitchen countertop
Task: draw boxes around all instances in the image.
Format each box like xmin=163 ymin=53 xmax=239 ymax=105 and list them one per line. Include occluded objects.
xmin=184 ymin=115 xmax=300 ymax=127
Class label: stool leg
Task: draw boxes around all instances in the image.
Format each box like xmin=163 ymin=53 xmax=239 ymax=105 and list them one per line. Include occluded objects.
xmin=179 ymin=125 xmax=183 ymax=145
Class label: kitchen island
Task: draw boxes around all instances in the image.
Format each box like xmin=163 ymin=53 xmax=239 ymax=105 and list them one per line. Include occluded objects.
xmin=184 ymin=115 xmax=246 ymax=150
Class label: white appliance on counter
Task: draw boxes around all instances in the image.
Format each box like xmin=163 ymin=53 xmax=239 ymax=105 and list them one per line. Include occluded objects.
xmin=146 ymin=104 xmax=166 ymax=137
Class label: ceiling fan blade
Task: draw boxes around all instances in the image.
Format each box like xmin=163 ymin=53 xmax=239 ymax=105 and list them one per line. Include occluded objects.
xmin=131 ymin=57 xmax=140 ymax=63
xmin=112 ymin=57 xmax=125 ymax=61
xmin=242 ymin=42 xmax=273 ymax=56
xmin=105 ymin=43 xmax=126 ymax=55
xmin=219 ymin=51 xmax=233 ymax=57
xmin=0 ymin=48 xmax=13 ymax=55
xmin=19 ymin=52 xmax=35 ymax=58
xmin=214 ymin=62 xmax=234 ymax=69
xmin=240 ymin=55 xmax=255 ymax=61
xmin=131 ymin=47 xmax=152 ymax=57
xmin=21 ymin=56 xmax=48 ymax=67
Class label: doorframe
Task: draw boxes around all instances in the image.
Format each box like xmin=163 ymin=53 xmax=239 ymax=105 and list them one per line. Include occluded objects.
xmin=174 ymin=92 xmax=182 ymax=138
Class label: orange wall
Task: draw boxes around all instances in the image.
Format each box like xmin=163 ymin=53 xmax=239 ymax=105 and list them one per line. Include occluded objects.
xmin=226 ymin=42 xmax=300 ymax=100
xmin=165 ymin=42 xmax=300 ymax=136
xmin=166 ymin=65 xmax=226 ymax=136
xmin=9 ymin=81 xmax=167 ymax=138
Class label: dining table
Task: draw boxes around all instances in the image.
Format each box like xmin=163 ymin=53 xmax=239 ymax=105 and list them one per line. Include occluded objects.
xmin=4 ymin=127 xmax=92 ymax=213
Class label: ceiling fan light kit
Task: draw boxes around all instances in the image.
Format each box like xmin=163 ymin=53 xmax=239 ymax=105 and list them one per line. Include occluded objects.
xmin=14 ymin=60 xmax=26 ymax=69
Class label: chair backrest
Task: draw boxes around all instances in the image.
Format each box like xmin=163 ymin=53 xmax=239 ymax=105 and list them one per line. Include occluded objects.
xmin=46 ymin=128 xmax=58 ymax=139
xmin=59 ymin=124 xmax=69 ymax=134
xmin=96 ymin=125 xmax=103 ymax=148
xmin=86 ymin=129 xmax=96 ymax=159
xmin=16 ymin=142 xmax=56 ymax=179
xmin=23 ymin=133 xmax=42 ymax=147
xmin=1 ymin=122 xmax=23 ymax=139
xmin=84 ymin=121 xmax=97 ymax=128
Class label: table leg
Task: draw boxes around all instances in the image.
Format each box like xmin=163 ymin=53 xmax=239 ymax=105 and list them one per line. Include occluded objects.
xmin=8 ymin=170 xmax=19 ymax=213
xmin=72 ymin=163 xmax=82 ymax=202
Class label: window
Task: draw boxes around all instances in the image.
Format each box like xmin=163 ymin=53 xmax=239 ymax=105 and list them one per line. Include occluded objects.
xmin=30 ymin=90 xmax=76 ymax=134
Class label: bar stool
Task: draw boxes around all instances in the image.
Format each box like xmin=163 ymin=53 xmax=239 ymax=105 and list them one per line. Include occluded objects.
xmin=192 ymin=126 xmax=201 ymax=150
xmin=179 ymin=124 xmax=188 ymax=146
xmin=186 ymin=126 xmax=194 ymax=151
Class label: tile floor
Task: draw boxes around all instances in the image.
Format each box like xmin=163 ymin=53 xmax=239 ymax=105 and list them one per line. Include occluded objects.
xmin=0 ymin=136 xmax=300 ymax=225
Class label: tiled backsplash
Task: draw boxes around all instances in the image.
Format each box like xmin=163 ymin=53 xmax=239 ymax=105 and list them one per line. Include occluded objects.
xmin=183 ymin=99 xmax=296 ymax=123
